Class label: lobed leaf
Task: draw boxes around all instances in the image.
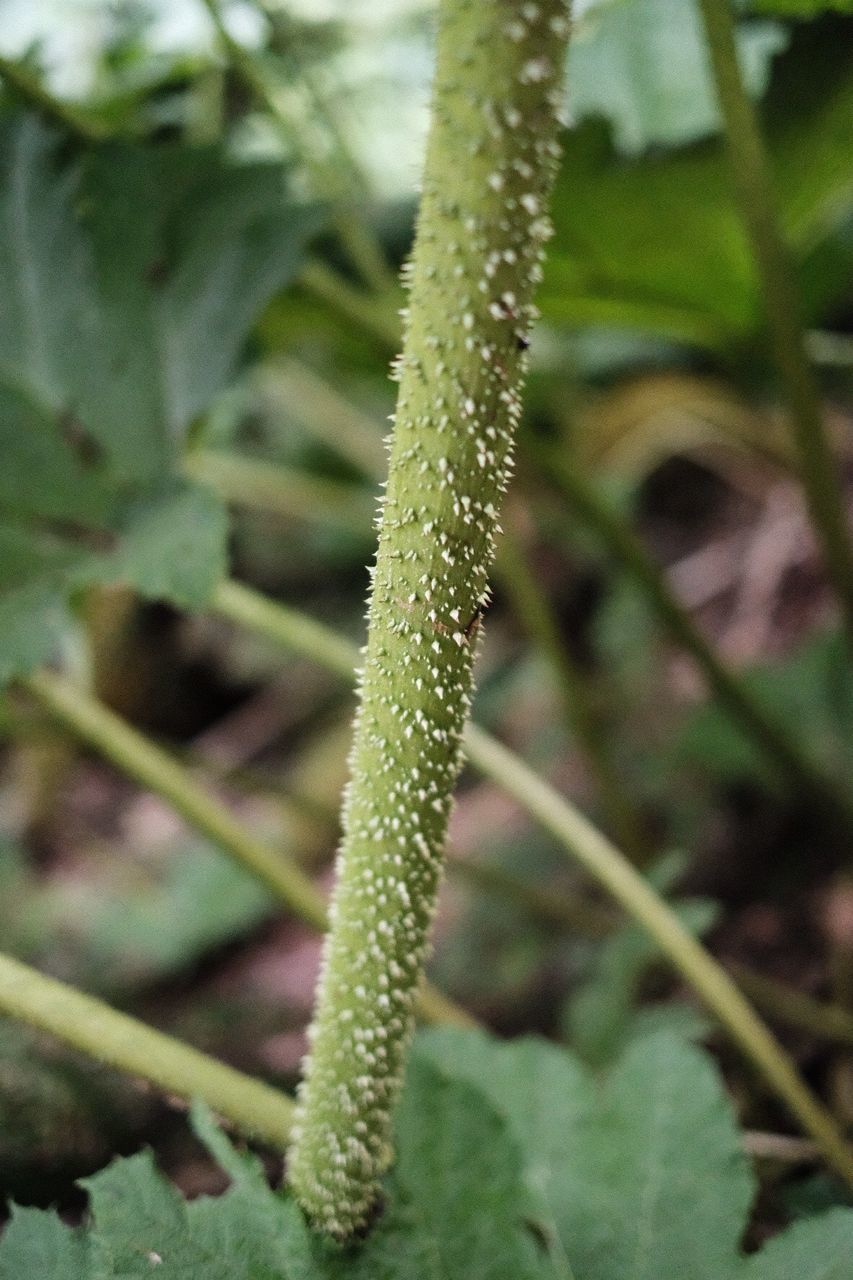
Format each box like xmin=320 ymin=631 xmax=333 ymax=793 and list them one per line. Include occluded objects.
xmin=1 ymin=1031 xmax=852 ymax=1278
xmin=0 ymin=114 xmax=322 ymax=685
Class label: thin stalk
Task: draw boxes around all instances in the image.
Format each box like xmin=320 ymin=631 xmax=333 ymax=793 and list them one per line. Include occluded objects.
xmin=698 ymin=0 xmax=853 ymax=642
xmin=448 ymin=856 xmax=613 ymax=937
xmin=733 ymin=965 xmax=853 ymax=1049
xmin=0 ymin=55 xmax=106 ymax=142
xmin=212 ymin=578 xmax=853 ymax=1190
xmin=185 ymin=448 xmax=374 ymax=535
xmin=465 ymin=724 xmax=853 ymax=1192
xmin=299 ymin=259 xmax=401 ymax=351
xmin=263 ymin=359 xmax=388 ymax=478
xmin=542 ymin=451 xmax=853 ymax=830
xmin=0 ymin=951 xmax=294 ymax=1147
xmin=20 ymin=668 xmax=472 ymax=1031
xmin=214 ymin=578 xmax=357 ymax=680
xmin=496 ymin=519 xmax=648 ymax=859
xmin=200 ymin=0 xmax=394 ymax=297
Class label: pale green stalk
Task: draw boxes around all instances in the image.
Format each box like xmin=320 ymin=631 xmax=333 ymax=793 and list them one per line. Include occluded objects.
xmin=184 ymin=448 xmax=374 ymax=535
xmin=698 ymin=0 xmax=853 ymax=643
xmin=21 ymin=668 xmax=472 ymax=1031
xmin=212 ymin=578 xmax=853 ymax=1194
xmin=0 ymin=951 xmax=294 ymax=1146
xmin=496 ymin=521 xmax=648 ymax=859
xmin=288 ymin=0 xmax=571 ymax=1238
xmin=200 ymin=0 xmax=395 ymax=296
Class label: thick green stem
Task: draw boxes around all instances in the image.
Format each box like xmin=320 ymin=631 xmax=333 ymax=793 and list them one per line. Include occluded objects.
xmin=0 ymin=952 xmax=294 ymax=1146
xmin=213 ymin=578 xmax=853 ymax=1191
xmin=698 ymin=0 xmax=853 ymax=643
xmin=288 ymin=0 xmax=570 ymax=1238
xmin=20 ymin=668 xmax=471 ymax=1030
xmin=543 ymin=452 xmax=853 ymax=831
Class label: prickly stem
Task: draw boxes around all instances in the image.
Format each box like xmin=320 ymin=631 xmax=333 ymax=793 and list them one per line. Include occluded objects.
xmin=288 ymin=0 xmax=571 ymax=1240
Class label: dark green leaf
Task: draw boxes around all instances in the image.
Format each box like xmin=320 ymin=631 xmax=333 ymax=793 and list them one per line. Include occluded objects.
xmin=543 ymin=44 xmax=853 ymax=347
xmin=0 ymin=113 xmax=322 ymax=684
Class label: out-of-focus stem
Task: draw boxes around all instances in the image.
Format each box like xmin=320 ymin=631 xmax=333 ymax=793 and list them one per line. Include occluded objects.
xmin=496 ymin=518 xmax=648 ymax=860
xmin=698 ymin=0 xmax=853 ymax=643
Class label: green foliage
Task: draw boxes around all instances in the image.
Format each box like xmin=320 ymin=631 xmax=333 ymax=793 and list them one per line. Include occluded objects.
xmin=568 ymin=0 xmax=787 ymax=155
xmin=563 ymin=878 xmax=718 ymax=1065
xmin=0 ymin=837 xmax=274 ymax=995
xmin=0 ymin=115 xmax=320 ymax=684
xmin=3 ymin=1030 xmax=852 ymax=1277
xmin=417 ymin=1029 xmax=853 ymax=1280
xmin=541 ymin=38 xmax=853 ymax=347
xmin=673 ymin=629 xmax=853 ymax=793
xmin=0 ymin=1059 xmax=547 ymax=1279
xmin=750 ymin=0 xmax=853 ymax=13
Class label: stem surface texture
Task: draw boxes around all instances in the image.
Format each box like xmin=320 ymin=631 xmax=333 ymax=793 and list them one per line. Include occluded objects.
xmin=289 ymin=0 xmax=570 ymax=1238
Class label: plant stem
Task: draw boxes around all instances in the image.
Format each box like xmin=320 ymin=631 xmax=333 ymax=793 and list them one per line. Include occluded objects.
xmin=200 ymin=0 xmax=395 ymax=297
xmin=20 ymin=668 xmax=472 ymax=1031
xmin=697 ymin=0 xmax=853 ymax=643
xmin=299 ymin=259 xmax=401 ymax=351
xmin=288 ymin=0 xmax=571 ymax=1237
xmin=0 ymin=951 xmax=294 ymax=1147
xmin=496 ymin=517 xmax=648 ymax=859
xmin=214 ymin=578 xmax=357 ymax=680
xmin=542 ymin=451 xmax=853 ymax=830
xmin=0 ymin=55 xmax=106 ymax=142
xmin=185 ymin=448 xmax=374 ymax=535
xmin=214 ymin=578 xmax=853 ymax=1189
xmin=733 ymin=965 xmax=853 ymax=1049
xmin=465 ymin=724 xmax=853 ymax=1192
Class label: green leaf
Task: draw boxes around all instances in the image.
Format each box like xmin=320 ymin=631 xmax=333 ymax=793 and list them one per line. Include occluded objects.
xmin=0 ymin=1060 xmax=545 ymax=1279
xmin=371 ymin=1058 xmax=548 ymax=1280
xmin=417 ymin=1029 xmax=755 ymax=1279
xmin=0 ymin=112 xmax=322 ymax=685
xmin=88 ymin=484 xmax=229 ymax=612
xmin=672 ymin=629 xmax=853 ymax=794
xmin=568 ymin=0 xmax=787 ymax=155
xmin=0 ymin=1207 xmax=88 ymax=1279
xmin=75 ymin=840 xmax=275 ymax=994
xmin=565 ymin=894 xmax=719 ymax=1066
xmin=2 ymin=1034 xmax=853 ymax=1278
xmin=744 ymin=1209 xmax=853 ymax=1278
xmin=77 ymin=142 xmax=322 ymax=481
xmin=543 ymin=39 xmax=853 ymax=347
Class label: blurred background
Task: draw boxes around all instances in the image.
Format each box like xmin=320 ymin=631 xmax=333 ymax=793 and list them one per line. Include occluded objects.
xmin=0 ymin=0 xmax=852 ymax=1240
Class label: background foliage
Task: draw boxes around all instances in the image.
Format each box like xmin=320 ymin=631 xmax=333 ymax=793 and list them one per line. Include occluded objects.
xmin=0 ymin=0 xmax=852 ymax=1272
